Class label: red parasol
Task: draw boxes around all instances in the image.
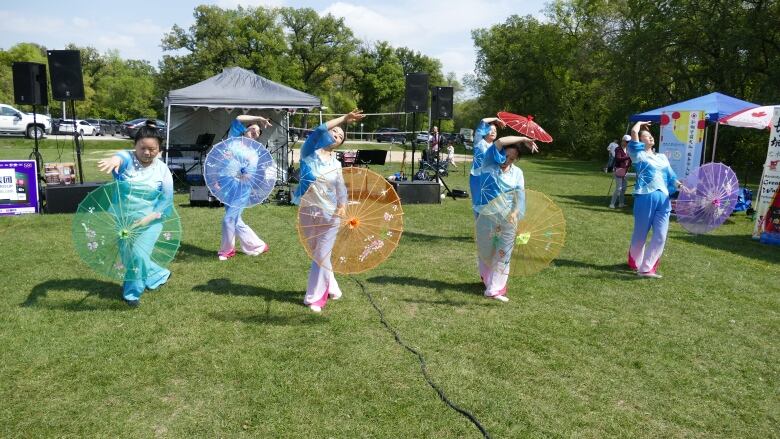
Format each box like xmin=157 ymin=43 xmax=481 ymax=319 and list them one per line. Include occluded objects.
xmin=497 ymin=111 xmax=553 ymax=143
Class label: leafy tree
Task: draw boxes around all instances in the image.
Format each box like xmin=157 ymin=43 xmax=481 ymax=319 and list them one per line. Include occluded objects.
xmin=280 ymin=7 xmax=359 ymax=94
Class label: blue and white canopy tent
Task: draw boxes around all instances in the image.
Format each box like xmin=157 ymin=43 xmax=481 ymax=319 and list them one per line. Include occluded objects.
xmin=630 ymin=92 xmax=758 ymax=162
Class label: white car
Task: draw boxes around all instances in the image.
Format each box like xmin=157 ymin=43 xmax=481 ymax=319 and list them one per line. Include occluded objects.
xmin=416 ymin=131 xmax=431 ymax=143
xmin=0 ymin=103 xmax=51 ymax=139
xmin=58 ymin=119 xmax=97 ymax=136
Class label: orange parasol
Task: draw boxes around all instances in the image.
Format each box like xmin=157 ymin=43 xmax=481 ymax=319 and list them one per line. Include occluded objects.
xmin=297 ymin=167 xmax=404 ymax=274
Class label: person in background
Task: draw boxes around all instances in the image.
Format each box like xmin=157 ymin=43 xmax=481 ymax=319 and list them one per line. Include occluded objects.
xmin=217 ymin=115 xmax=273 ymax=261
xmin=610 ymin=134 xmax=633 ymax=208
xmin=429 ymin=125 xmax=441 ymax=158
xmin=605 ymin=138 xmax=618 ymax=173
xmin=97 ymin=121 xmax=173 ymax=308
xmin=445 ymin=140 xmax=457 ymax=168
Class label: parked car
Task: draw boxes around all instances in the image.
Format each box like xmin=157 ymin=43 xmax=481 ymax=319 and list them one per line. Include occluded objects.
xmin=0 ymin=103 xmax=51 ymax=139
xmin=122 ymin=118 xmax=166 ymax=138
xmin=85 ymin=118 xmax=119 ymax=136
xmin=415 ymin=131 xmax=430 ymax=143
xmin=56 ymin=119 xmax=96 ymax=136
xmin=374 ymin=127 xmax=406 ymax=144
xmin=441 ymin=132 xmax=459 ymax=144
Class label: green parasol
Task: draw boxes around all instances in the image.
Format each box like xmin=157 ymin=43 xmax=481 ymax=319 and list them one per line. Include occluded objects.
xmin=72 ymin=180 xmax=181 ymax=281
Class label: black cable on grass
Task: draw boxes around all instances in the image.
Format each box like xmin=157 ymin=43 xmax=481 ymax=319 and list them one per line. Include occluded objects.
xmin=352 ymin=277 xmax=491 ymax=439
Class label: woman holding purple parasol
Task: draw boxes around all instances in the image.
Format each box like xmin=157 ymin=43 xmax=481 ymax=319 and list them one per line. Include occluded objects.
xmin=626 ymin=121 xmax=684 ymax=278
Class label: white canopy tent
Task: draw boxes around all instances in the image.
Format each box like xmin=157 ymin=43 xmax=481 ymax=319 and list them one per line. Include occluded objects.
xmin=164 ymin=67 xmax=321 ymax=183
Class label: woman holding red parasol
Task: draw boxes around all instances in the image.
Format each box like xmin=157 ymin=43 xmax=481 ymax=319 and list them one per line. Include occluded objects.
xmin=474 ymin=135 xmax=538 ymax=301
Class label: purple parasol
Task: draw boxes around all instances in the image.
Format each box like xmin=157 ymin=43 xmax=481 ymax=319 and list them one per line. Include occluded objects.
xmin=675 ymin=163 xmax=739 ymax=234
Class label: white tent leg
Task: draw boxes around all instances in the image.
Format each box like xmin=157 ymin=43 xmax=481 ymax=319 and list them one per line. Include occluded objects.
xmin=711 ymin=122 xmax=720 ymax=162
xmin=702 ymin=124 xmax=708 ymax=165
xmin=165 ymin=105 xmax=172 ymax=164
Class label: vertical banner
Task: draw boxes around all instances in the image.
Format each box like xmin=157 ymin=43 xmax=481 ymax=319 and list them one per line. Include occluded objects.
xmin=658 ymin=110 xmax=706 ymax=179
xmin=0 ymin=160 xmax=39 ymax=216
xmin=752 ymin=106 xmax=780 ymax=241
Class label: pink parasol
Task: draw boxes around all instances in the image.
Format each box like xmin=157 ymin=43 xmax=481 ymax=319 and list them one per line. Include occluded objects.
xmin=719 ymin=105 xmax=778 ymax=130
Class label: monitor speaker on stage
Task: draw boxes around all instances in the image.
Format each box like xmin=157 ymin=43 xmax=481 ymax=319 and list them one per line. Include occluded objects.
xmin=389 ymin=180 xmax=440 ymax=204
xmin=12 ymin=62 xmax=48 ymax=106
xmin=431 ymin=86 xmax=453 ymax=120
xmin=47 ymin=50 xmax=85 ymax=101
xmin=405 ymin=73 xmax=429 ymax=113
xmin=45 ymin=182 xmax=102 ymax=214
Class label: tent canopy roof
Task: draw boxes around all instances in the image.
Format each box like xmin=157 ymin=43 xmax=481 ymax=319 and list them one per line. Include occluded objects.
xmin=629 ymin=92 xmax=758 ymax=123
xmin=166 ymin=66 xmax=321 ymax=109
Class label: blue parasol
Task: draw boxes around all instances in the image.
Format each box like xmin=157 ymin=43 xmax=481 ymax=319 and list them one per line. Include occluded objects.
xmin=204 ymin=136 xmax=277 ymax=207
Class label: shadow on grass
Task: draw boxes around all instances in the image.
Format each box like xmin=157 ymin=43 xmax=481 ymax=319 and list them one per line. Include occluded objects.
xmin=176 ymin=242 xmax=214 ymax=260
xmin=554 ymin=259 xmax=641 ymax=278
xmin=671 ymin=231 xmax=780 ymax=265
xmin=193 ymin=278 xmax=302 ymax=305
xmin=366 ymin=275 xmax=485 ymax=297
xmin=196 ymin=278 xmax=325 ymax=325
xmin=401 ymin=231 xmax=473 ymax=243
xmin=23 ymin=278 xmax=126 ymax=310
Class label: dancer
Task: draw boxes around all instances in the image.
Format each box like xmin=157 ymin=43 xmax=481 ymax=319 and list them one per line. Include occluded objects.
xmin=97 ymin=121 xmax=173 ymax=307
xmin=470 ymin=117 xmax=506 ymax=217
xmin=627 ymin=121 xmax=683 ymax=278
xmin=217 ymin=115 xmax=272 ymax=261
xmin=475 ymin=134 xmax=538 ymax=301
xmin=292 ymin=109 xmax=365 ymax=312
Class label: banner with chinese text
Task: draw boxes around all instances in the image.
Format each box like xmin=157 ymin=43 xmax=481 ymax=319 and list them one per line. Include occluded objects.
xmin=752 ymin=106 xmax=780 ymax=240
xmin=0 ymin=160 xmax=39 ymax=216
xmin=659 ymin=110 xmax=705 ymax=179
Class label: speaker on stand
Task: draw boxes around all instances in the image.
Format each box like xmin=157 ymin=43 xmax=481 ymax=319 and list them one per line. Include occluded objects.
xmin=404 ymin=73 xmax=428 ymax=182
xmin=12 ymin=62 xmax=49 ymax=213
xmin=430 ymin=86 xmax=457 ymax=200
xmin=47 ymin=50 xmax=86 ymax=185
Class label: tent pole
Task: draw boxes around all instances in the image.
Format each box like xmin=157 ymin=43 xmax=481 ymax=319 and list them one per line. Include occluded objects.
xmin=711 ymin=122 xmax=720 ymax=162
xmin=702 ymin=124 xmax=708 ymax=165
xmin=165 ymin=104 xmax=172 ymax=164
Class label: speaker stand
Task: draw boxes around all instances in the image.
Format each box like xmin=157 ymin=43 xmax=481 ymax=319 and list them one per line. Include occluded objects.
xmin=410 ymin=112 xmax=417 ymax=180
xmin=27 ymin=105 xmax=45 ymax=213
xmin=69 ymin=100 xmax=85 ymax=184
xmin=434 ymin=118 xmax=457 ymax=200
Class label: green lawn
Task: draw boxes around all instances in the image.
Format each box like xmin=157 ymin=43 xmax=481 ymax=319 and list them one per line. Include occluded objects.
xmin=0 ymin=142 xmax=778 ymax=438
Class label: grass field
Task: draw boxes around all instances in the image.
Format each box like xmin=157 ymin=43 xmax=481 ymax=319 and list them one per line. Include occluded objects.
xmin=0 ymin=139 xmax=778 ymax=438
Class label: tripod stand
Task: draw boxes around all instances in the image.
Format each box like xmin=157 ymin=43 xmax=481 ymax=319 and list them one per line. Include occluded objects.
xmin=27 ymin=105 xmax=45 ymax=213
xmin=63 ymin=100 xmax=85 ymax=184
xmin=433 ymin=118 xmax=456 ymax=200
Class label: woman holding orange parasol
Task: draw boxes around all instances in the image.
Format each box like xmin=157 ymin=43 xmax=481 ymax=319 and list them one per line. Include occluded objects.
xmin=292 ymin=109 xmax=365 ymax=312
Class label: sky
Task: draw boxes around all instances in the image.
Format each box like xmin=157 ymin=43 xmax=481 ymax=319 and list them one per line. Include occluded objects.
xmin=1 ymin=0 xmax=548 ymax=82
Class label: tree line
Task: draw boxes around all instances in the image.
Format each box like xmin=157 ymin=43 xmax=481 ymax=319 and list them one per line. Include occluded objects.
xmin=1 ymin=1 xmax=778 ymax=166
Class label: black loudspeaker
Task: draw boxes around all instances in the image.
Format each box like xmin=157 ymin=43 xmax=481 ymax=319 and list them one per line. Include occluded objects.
xmin=389 ymin=180 xmax=441 ymax=204
xmin=431 ymin=86 xmax=453 ymax=120
xmin=12 ymin=62 xmax=48 ymax=106
xmin=405 ymin=73 xmax=429 ymax=113
xmin=45 ymin=182 xmax=102 ymax=213
xmin=47 ymin=50 xmax=85 ymax=101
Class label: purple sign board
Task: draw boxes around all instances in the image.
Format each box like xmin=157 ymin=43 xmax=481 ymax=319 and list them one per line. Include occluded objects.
xmin=0 ymin=160 xmax=39 ymax=215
